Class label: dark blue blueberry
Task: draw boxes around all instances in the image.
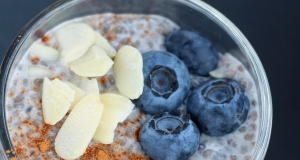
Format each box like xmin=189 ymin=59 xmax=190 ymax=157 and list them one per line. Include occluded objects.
xmin=187 ymin=78 xmax=250 ymax=136
xmin=133 ymin=51 xmax=190 ymax=115
xmin=139 ymin=111 xmax=201 ymax=160
xmin=165 ymin=29 xmax=219 ymax=76
xmin=165 ymin=29 xmax=199 ymax=56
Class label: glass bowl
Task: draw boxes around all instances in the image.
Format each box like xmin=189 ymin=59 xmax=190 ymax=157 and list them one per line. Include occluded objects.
xmin=0 ymin=0 xmax=272 ymax=159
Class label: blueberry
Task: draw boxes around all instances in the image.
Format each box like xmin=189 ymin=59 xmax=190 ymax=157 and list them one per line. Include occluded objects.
xmin=165 ymin=29 xmax=219 ymax=76
xmin=133 ymin=51 xmax=190 ymax=115
xmin=139 ymin=111 xmax=201 ymax=160
xmin=187 ymin=78 xmax=250 ymax=136
xmin=165 ymin=29 xmax=199 ymax=56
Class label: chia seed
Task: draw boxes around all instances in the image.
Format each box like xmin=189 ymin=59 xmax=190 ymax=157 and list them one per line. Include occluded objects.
xmin=5 ymin=13 xmax=259 ymax=160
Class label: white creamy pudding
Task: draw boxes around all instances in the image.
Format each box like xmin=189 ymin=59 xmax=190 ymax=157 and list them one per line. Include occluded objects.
xmin=5 ymin=13 xmax=258 ymax=160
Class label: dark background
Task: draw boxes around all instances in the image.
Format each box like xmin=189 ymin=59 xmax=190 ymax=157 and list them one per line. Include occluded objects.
xmin=0 ymin=0 xmax=299 ymax=159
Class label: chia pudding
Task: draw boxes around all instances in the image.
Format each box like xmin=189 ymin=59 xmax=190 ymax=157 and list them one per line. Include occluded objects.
xmin=5 ymin=13 xmax=259 ymax=160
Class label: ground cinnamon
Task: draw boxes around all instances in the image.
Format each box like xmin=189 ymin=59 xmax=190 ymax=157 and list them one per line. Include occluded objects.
xmin=96 ymin=150 xmax=111 ymax=160
xmin=37 ymin=139 xmax=50 ymax=152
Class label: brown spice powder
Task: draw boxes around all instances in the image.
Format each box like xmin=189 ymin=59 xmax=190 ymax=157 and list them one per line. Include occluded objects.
xmin=41 ymin=36 xmax=49 ymax=43
xmin=238 ymin=65 xmax=244 ymax=72
xmin=37 ymin=139 xmax=50 ymax=152
xmin=15 ymin=147 xmax=24 ymax=155
xmin=32 ymin=87 xmax=39 ymax=92
xmin=30 ymin=57 xmax=40 ymax=64
xmin=129 ymin=153 xmax=144 ymax=160
xmin=41 ymin=124 xmax=51 ymax=136
xmin=99 ymin=75 xmax=107 ymax=85
xmin=50 ymin=76 xmax=62 ymax=81
xmin=20 ymin=88 xmax=26 ymax=94
xmin=134 ymin=126 xmax=141 ymax=142
xmin=9 ymin=91 xmax=14 ymax=97
xmin=96 ymin=150 xmax=111 ymax=160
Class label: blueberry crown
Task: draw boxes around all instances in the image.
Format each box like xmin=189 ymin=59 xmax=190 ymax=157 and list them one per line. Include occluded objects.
xmin=148 ymin=111 xmax=190 ymax=135
xmin=148 ymin=65 xmax=179 ymax=99
xmin=201 ymin=81 xmax=235 ymax=104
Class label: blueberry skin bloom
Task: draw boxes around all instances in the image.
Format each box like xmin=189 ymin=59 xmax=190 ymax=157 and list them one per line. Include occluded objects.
xmin=139 ymin=111 xmax=201 ymax=160
xmin=165 ymin=29 xmax=199 ymax=56
xmin=187 ymin=78 xmax=250 ymax=136
xmin=180 ymin=37 xmax=219 ymax=76
xmin=165 ymin=29 xmax=219 ymax=76
xmin=133 ymin=51 xmax=190 ymax=115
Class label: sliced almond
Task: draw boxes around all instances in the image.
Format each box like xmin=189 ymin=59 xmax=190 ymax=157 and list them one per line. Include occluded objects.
xmin=30 ymin=42 xmax=59 ymax=61
xmin=69 ymin=46 xmax=113 ymax=77
xmin=94 ymin=31 xmax=116 ymax=58
xmin=51 ymin=79 xmax=75 ymax=102
xmin=65 ymin=82 xmax=85 ymax=110
xmin=28 ymin=65 xmax=54 ymax=78
xmin=68 ymin=75 xmax=99 ymax=97
xmin=209 ymin=68 xmax=226 ymax=78
xmin=79 ymin=77 xmax=99 ymax=96
xmin=93 ymin=93 xmax=134 ymax=144
xmin=113 ymin=45 xmax=143 ymax=99
xmin=42 ymin=78 xmax=75 ymax=125
xmin=55 ymin=94 xmax=103 ymax=159
xmin=55 ymin=23 xmax=96 ymax=65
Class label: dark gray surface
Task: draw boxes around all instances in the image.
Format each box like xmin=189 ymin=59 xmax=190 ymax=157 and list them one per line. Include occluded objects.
xmin=203 ymin=1 xmax=300 ymax=160
xmin=0 ymin=0 xmax=299 ymax=159
xmin=0 ymin=0 xmax=57 ymax=60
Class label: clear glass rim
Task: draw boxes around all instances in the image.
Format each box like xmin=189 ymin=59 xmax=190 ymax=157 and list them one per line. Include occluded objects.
xmin=0 ymin=0 xmax=272 ymax=159
xmin=184 ymin=1 xmax=273 ymax=159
